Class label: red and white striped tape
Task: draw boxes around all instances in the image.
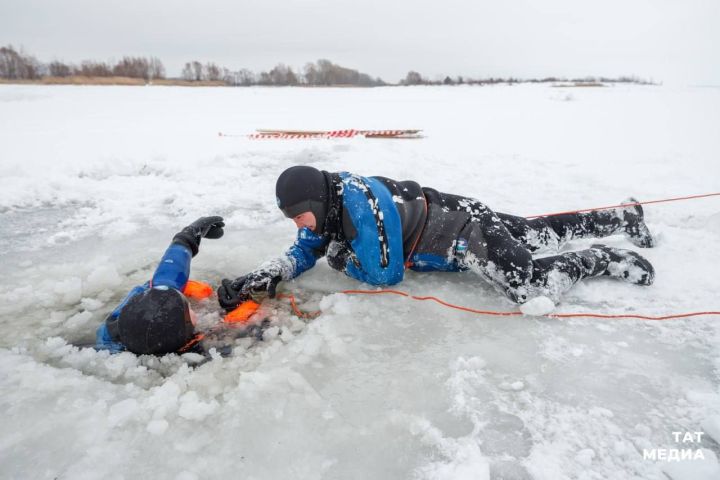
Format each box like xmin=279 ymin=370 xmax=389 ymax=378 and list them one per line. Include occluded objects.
xmin=221 ymin=129 xmax=422 ymax=140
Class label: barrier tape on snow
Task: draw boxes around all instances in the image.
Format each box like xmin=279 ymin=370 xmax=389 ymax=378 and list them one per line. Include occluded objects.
xmin=219 ymin=129 xmax=422 ymax=139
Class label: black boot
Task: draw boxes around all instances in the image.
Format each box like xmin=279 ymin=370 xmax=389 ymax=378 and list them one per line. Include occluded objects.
xmin=590 ymin=244 xmax=655 ymax=286
xmin=620 ymin=198 xmax=655 ymax=248
xmin=520 ymin=245 xmax=654 ymax=304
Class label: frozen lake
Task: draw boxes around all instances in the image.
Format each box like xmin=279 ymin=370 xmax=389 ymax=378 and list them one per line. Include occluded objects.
xmin=1 ymin=84 xmax=719 ymax=479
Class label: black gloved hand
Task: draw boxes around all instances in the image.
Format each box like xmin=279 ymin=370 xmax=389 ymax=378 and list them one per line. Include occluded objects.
xmin=236 ymin=270 xmax=282 ymax=298
xmin=326 ymin=239 xmax=357 ymax=271
xmin=217 ymin=278 xmax=251 ymax=311
xmin=172 ymin=216 xmax=225 ymax=257
xmin=217 ymin=269 xmax=282 ymax=311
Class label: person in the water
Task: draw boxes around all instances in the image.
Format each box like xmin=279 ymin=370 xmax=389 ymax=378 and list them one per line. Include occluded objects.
xmin=96 ymin=216 xmax=224 ymax=355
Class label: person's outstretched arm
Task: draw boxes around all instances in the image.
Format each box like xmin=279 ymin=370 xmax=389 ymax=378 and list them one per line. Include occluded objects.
xmin=158 ymin=215 xmax=224 ymax=287
xmin=218 ymin=227 xmax=328 ymax=310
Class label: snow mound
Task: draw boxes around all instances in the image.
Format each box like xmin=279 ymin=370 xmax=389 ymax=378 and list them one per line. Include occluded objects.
xmin=520 ymin=296 xmax=555 ymax=316
xmin=662 ymin=449 xmax=720 ymax=480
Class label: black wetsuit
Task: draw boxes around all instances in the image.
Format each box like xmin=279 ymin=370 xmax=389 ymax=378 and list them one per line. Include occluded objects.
xmin=329 ymin=175 xmax=634 ymax=303
xmin=284 ymin=171 xmax=644 ymax=304
xmin=409 ymin=187 xmax=633 ymax=302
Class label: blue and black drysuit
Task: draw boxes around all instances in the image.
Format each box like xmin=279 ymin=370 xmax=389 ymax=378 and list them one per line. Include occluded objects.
xmin=272 ymin=172 xmax=647 ymax=303
xmin=95 ymin=243 xmax=192 ymax=352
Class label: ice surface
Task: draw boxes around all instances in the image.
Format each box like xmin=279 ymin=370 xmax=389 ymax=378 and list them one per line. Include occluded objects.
xmin=662 ymin=449 xmax=720 ymax=480
xmin=1 ymin=84 xmax=719 ymax=479
xmin=519 ymin=296 xmax=555 ymax=316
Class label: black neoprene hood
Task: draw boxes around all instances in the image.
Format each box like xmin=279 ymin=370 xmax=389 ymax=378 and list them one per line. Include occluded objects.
xmin=275 ymin=166 xmax=329 ymax=231
xmin=118 ymin=287 xmax=195 ymax=355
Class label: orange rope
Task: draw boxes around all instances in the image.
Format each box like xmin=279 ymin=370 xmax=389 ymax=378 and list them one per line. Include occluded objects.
xmin=275 ymin=290 xmax=720 ymax=322
xmin=276 ymin=293 xmax=322 ymax=319
xmin=526 ymin=192 xmax=720 ymax=219
xmin=339 ymin=289 xmax=522 ymax=316
xmin=178 ymin=332 xmax=206 ymax=353
xmin=548 ymin=311 xmax=720 ymax=321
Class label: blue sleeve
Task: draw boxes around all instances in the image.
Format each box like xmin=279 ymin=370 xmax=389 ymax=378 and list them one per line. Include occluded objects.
xmin=284 ymin=227 xmax=329 ymax=279
xmin=151 ymin=243 xmax=192 ymax=290
xmin=341 ymin=175 xmax=405 ymax=286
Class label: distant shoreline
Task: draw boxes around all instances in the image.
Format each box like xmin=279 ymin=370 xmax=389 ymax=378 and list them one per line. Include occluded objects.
xmin=0 ymin=76 xmax=227 ymax=87
xmin=1 ymin=45 xmax=658 ymax=88
xmin=0 ymin=76 xmax=652 ymax=88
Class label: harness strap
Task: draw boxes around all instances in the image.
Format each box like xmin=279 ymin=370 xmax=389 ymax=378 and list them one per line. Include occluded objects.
xmin=404 ymin=195 xmax=429 ymax=268
xmin=178 ymin=333 xmax=206 ymax=353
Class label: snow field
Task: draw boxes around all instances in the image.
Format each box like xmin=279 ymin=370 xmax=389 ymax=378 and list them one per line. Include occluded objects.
xmin=1 ymin=84 xmax=719 ymax=479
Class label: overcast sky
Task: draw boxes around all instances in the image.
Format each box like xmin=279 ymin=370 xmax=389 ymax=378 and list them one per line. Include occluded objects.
xmin=2 ymin=0 xmax=719 ymax=85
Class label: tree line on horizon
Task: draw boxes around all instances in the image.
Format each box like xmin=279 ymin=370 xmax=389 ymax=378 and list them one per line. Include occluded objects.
xmin=180 ymin=58 xmax=385 ymax=86
xmin=0 ymin=45 xmax=165 ymax=81
xmin=1 ymin=44 xmax=654 ymax=87
xmin=400 ymin=70 xmax=653 ymax=86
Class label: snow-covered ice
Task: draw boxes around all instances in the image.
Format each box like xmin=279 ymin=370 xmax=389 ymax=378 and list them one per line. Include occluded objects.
xmin=519 ymin=296 xmax=555 ymax=316
xmin=1 ymin=84 xmax=719 ymax=479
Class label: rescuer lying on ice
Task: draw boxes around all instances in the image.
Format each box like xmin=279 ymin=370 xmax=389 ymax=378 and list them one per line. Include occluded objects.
xmin=218 ymin=166 xmax=655 ymax=311
xmin=96 ymin=216 xmax=225 ymax=355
